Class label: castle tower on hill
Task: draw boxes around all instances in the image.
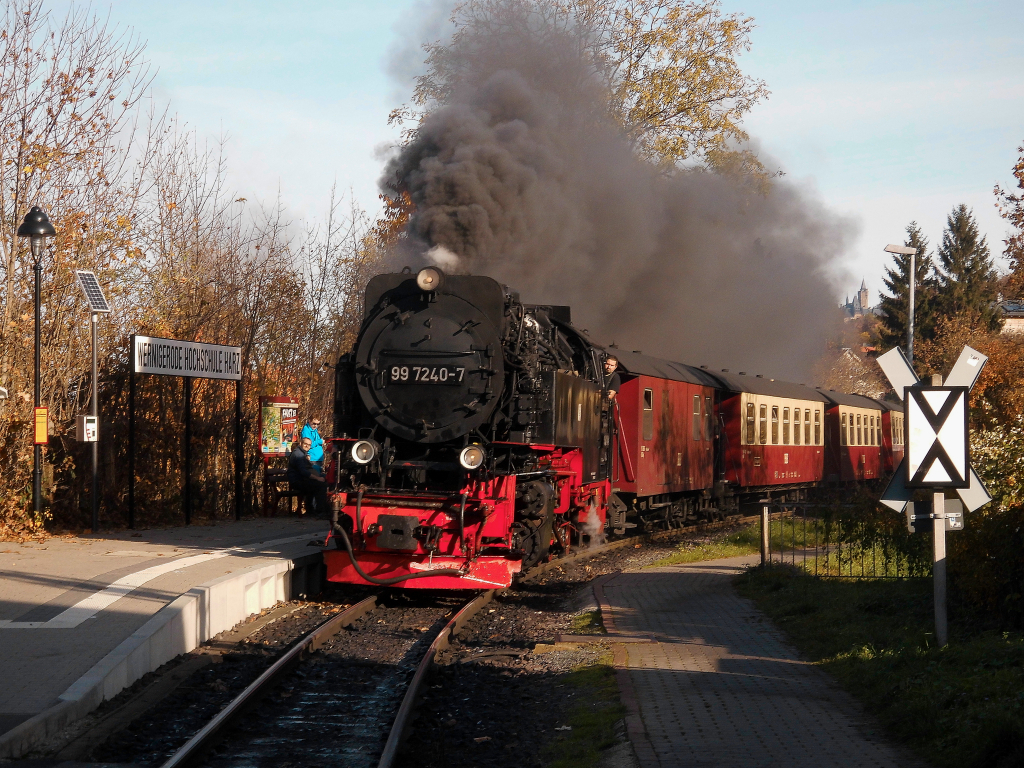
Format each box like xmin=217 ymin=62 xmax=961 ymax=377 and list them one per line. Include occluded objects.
xmin=841 ymin=279 xmax=870 ymax=320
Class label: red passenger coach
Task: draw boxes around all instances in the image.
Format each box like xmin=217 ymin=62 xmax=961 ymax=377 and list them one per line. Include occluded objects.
xmin=712 ymin=372 xmax=829 ymax=490
xmin=610 ymin=352 xmax=715 ymax=499
xmin=875 ymin=398 xmax=905 ymax=475
xmin=822 ymin=392 xmax=884 ymax=482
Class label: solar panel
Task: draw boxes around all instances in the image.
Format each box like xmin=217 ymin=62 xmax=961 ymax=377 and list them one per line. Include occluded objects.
xmin=75 ymin=270 xmax=111 ymax=313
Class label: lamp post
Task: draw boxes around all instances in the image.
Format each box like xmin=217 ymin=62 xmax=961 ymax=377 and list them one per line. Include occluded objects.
xmin=75 ymin=270 xmax=111 ymax=532
xmin=884 ymin=244 xmax=919 ymax=365
xmin=17 ymin=207 xmax=56 ymax=517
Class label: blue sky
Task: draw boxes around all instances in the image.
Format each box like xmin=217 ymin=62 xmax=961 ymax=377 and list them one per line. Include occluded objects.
xmin=54 ymin=1 xmax=1024 ymax=303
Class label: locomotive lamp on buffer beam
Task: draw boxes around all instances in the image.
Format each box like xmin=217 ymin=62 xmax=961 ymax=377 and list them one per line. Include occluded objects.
xmin=350 ymin=439 xmax=379 ymax=465
xmin=459 ymin=444 xmax=485 ymax=470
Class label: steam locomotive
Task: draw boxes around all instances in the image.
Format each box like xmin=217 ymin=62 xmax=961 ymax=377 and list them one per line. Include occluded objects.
xmin=322 ymin=267 xmax=903 ymax=589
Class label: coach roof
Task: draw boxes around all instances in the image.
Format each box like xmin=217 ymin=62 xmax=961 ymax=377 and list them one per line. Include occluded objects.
xmin=870 ymin=396 xmax=904 ymax=413
xmin=609 ymin=349 xmax=830 ymax=401
xmin=609 ymin=349 xmax=713 ymax=385
xmin=818 ymin=390 xmax=884 ymax=409
xmin=702 ymin=369 xmax=831 ymax=402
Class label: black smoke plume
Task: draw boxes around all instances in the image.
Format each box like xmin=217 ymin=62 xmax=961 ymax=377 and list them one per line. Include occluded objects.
xmin=383 ymin=5 xmax=853 ymax=380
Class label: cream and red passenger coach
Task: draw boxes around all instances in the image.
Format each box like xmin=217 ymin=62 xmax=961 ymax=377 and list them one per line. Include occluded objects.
xmin=711 ymin=371 xmax=829 ymax=490
xmin=821 ymin=391 xmax=885 ymax=482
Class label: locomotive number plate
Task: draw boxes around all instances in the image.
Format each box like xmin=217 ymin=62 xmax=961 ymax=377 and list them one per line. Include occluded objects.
xmin=387 ymin=363 xmax=467 ymax=385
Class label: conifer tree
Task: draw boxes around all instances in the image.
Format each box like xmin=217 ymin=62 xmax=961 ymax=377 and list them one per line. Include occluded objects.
xmin=995 ymin=141 xmax=1024 ymax=299
xmin=879 ymin=221 xmax=937 ymax=350
xmin=934 ymin=204 xmax=1001 ymax=330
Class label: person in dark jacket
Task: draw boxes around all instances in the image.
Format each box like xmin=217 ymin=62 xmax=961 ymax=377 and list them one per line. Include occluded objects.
xmin=287 ymin=437 xmax=328 ymax=517
xmin=604 ymin=354 xmax=622 ymax=400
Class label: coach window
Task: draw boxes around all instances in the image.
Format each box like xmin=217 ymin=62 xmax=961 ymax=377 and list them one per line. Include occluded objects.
xmin=804 ymin=409 xmax=811 ymax=445
xmin=745 ymin=402 xmax=755 ymax=444
xmin=705 ymin=396 xmax=713 ymax=440
xmin=814 ymin=410 xmax=821 ymax=445
xmin=643 ymin=388 xmax=654 ymax=441
xmin=692 ymin=395 xmax=701 ymax=441
xmin=782 ymin=408 xmax=790 ymax=444
xmin=793 ymin=408 xmax=801 ymax=445
xmin=759 ymin=404 xmax=767 ymax=445
xmin=841 ymin=413 xmax=847 ymax=446
xmin=856 ymin=414 xmax=862 ymax=446
xmin=870 ymin=416 xmax=876 ymax=445
xmin=849 ymin=414 xmax=855 ymax=445
xmin=877 ymin=419 xmax=882 ymax=446
xmin=771 ymin=406 xmax=779 ymax=444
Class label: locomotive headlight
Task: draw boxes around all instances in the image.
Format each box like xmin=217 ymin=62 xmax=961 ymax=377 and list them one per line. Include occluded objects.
xmin=350 ymin=439 xmax=378 ymax=465
xmin=416 ymin=266 xmax=444 ymax=292
xmin=459 ymin=444 xmax=486 ymax=470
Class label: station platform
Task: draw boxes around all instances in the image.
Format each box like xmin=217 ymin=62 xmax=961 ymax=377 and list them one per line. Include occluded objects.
xmin=0 ymin=516 xmax=328 ymax=759
xmin=595 ymin=556 xmax=928 ymax=768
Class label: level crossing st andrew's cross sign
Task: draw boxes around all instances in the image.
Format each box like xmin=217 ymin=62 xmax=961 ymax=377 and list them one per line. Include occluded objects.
xmin=876 ymin=345 xmax=992 ymax=515
xmin=876 ymin=344 xmax=992 ymax=649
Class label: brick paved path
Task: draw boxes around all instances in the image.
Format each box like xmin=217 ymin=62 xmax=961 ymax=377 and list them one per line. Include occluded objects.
xmin=597 ymin=556 xmax=927 ymax=768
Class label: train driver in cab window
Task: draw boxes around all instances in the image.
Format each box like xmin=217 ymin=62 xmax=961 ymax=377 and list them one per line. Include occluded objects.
xmin=604 ymin=354 xmax=622 ymax=400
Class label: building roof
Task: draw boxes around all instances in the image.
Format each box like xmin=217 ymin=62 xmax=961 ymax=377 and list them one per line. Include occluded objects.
xmin=999 ymin=300 xmax=1024 ymax=318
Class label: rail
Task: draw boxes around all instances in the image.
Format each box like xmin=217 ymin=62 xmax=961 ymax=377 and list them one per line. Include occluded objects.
xmin=158 ymin=595 xmax=378 ymax=768
xmin=377 ymin=590 xmax=495 ymax=767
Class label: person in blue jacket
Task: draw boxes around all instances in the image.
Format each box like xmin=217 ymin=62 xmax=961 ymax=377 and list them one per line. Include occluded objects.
xmin=301 ymin=417 xmax=324 ymax=473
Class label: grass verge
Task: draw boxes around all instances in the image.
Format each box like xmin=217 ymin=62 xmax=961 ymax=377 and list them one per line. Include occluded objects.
xmin=648 ymin=522 xmax=761 ymax=566
xmin=736 ymin=565 xmax=1024 ymax=768
xmin=543 ymin=653 xmax=628 ymax=768
xmin=649 ymin=518 xmax=824 ymax=568
xmin=569 ymin=609 xmax=605 ymax=635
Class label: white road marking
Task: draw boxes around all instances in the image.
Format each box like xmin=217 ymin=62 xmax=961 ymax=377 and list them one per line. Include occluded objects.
xmin=0 ymin=533 xmax=317 ymax=629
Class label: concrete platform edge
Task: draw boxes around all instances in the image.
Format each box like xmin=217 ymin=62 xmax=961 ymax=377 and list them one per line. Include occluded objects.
xmin=0 ymin=550 xmax=324 ymax=759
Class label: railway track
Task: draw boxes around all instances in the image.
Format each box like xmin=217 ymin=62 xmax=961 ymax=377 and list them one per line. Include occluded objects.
xmin=151 ymin=590 xmax=493 ymax=768
xmin=64 ymin=517 xmax=758 ymax=767
xmin=147 ymin=521 xmax=735 ymax=767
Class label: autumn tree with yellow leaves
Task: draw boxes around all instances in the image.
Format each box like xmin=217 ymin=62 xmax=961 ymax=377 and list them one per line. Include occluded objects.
xmin=0 ymin=1 xmax=380 ymax=536
xmin=395 ymin=0 xmax=769 ymax=178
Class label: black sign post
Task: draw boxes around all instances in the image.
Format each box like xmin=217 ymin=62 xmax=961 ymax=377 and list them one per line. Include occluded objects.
xmin=128 ymin=334 xmax=244 ymax=527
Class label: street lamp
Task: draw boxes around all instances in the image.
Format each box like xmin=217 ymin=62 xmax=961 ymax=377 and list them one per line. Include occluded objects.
xmin=884 ymin=244 xmax=918 ymax=365
xmin=17 ymin=206 xmax=56 ymax=517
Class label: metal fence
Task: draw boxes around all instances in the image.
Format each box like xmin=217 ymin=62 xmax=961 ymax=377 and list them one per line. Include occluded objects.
xmin=759 ymin=501 xmax=932 ymax=579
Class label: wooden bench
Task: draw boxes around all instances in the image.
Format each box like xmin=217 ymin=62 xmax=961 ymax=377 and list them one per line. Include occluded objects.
xmin=263 ymin=467 xmax=307 ymax=516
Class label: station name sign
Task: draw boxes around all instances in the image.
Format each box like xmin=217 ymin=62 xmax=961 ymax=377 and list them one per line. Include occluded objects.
xmin=133 ymin=335 xmax=242 ymax=381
